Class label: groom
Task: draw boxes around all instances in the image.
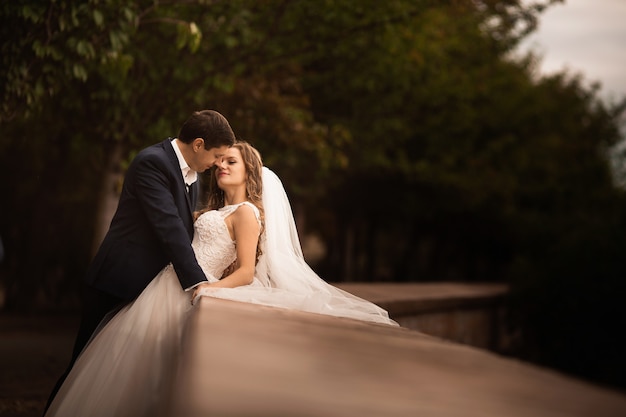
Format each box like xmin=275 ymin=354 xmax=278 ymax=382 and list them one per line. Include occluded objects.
xmin=44 ymin=109 xmax=236 ymax=411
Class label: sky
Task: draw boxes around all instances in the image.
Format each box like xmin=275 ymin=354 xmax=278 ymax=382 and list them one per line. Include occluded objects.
xmin=519 ymin=0 xmax=626 ymax=103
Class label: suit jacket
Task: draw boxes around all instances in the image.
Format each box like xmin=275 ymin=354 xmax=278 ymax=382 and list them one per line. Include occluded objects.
xmin=85 ymin=138 xmax=207 ymax=300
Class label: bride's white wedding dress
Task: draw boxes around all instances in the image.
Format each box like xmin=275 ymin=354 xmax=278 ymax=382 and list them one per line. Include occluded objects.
xmin=45 ymin=169 xmax=397 ymax=417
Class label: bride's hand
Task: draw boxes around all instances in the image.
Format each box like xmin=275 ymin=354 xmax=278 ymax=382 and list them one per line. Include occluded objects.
xmin=191 ymin=282 xmax=215 ymax=305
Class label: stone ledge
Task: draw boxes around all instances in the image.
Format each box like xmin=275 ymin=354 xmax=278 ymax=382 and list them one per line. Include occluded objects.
xmin=169 ymin=296 xmax=626 ymax=417
xmin=335 ymin=282 xmax=509 ymax=350
xmin=333 ymin=282 xmax=509 ymax=316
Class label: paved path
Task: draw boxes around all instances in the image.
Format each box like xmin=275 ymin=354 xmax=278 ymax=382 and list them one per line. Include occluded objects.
xmin=0 ymin=315 xmax=78 ymax=417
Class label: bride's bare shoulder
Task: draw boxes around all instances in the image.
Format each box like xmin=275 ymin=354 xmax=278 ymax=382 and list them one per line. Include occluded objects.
xmin=232 ymin=203 xmax=260 ymax=228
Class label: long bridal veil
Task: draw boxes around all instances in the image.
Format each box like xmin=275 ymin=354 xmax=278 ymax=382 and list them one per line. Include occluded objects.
xmin=202 ymin=167 xmax=398 ymax=326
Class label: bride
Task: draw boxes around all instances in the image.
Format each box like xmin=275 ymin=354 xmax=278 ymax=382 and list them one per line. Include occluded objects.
xmin=45 ymin=141 xmax=398 ymax=417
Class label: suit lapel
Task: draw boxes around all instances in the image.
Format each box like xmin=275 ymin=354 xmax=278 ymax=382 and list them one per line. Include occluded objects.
xmin=188 ymin=182 xmax=198 ymax=211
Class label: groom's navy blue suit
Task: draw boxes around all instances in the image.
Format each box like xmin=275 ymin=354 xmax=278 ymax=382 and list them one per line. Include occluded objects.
xmin=86 ymin=138 xmax=206 ymax=300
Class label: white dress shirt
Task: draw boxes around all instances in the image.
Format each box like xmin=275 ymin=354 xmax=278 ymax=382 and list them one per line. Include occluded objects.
xmin=171 ymin=138 xmax=198 ymax=190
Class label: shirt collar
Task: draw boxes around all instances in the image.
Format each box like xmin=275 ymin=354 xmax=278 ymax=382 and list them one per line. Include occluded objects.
xmin=171 ymin=138 xmax=198 ymax=185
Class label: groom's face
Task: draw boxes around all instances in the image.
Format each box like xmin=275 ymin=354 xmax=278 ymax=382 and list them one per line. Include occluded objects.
xmin=192 ymin=143 xmax=229 ymax=173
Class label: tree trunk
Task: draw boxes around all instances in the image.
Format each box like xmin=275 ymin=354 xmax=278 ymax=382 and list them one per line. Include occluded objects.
xmin=343 ymin=224 xmax=355 ymax=282
xmin=364 ymin=218 xmax=377 ymax=282
xmin=91 ymin=142 xmax=125 ymax=257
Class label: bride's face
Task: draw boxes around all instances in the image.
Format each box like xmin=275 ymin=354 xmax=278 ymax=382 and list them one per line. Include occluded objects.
xmin=216 ymin=147 xmax=247 ymax=190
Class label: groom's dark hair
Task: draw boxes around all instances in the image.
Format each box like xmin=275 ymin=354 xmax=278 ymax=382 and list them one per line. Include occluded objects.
xmin=178 ymin=110 xmax=236 ymax=149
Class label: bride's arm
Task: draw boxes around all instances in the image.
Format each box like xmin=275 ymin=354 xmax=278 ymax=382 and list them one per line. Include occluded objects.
xmin=204 ymin=204 xmax=260 ymax=289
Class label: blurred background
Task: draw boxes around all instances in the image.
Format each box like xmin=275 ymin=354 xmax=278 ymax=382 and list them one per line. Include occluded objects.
xmin=1 ymin=0 xmax=625 ymax=391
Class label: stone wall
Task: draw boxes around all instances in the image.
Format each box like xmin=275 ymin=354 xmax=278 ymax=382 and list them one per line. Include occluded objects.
xmin=169 ymin=294 xmax=626 ymax=417
xmin=335 ymin=282 xmax=508 ymax=351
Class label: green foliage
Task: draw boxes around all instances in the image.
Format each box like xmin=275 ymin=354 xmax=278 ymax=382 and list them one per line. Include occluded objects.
xmin=0 ymin=0 xmax=138 ymax=121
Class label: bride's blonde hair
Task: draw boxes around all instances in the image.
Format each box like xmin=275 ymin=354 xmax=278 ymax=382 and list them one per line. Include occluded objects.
xmin=196 ymin=141 xmax=265 ymax=262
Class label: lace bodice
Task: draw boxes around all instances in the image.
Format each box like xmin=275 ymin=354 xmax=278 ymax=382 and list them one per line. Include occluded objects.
xmin=191 ymin=202 xmax=260 ymax=282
